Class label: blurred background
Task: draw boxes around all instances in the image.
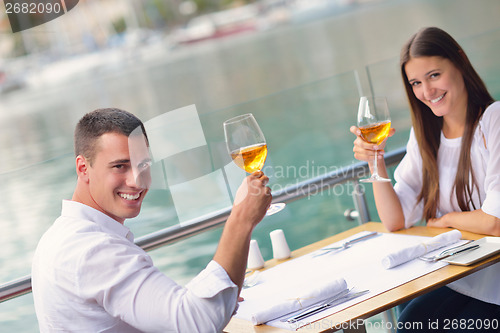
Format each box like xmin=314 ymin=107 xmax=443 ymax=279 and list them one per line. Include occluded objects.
xmin=2 ymin=0 xmax=500 ymax=331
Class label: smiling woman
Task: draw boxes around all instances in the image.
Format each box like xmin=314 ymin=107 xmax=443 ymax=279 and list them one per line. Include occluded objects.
xmin=398 ymin=27 xmax=497 ymax=228
xmin=352 ymin=26 xmax=500 ymax=333
xmin=405 ymin=56 xmax=468 ymax=137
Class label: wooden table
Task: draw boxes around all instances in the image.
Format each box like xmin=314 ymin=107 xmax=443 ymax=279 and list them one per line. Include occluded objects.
xmin=224 ymin=222 xmax=500 ymax=333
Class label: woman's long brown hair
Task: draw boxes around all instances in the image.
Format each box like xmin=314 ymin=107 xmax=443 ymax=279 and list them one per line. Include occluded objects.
xmin=400 ymin=27 xmax=494 ymax=221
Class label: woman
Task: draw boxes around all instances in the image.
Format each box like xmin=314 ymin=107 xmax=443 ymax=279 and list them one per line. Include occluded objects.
xmin=351 ymin=27 xmax=500 ymax=331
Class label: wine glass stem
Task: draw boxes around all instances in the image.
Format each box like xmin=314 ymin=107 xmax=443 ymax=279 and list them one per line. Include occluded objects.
xmin=372 ymin=150 xmax=379 ymax=177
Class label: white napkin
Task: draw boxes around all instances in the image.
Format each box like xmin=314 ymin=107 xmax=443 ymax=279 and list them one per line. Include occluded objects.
xmin=249 ymin=276 xmax=347 ymax=325
xmin=381 ymin=229 xmax=462 ymax=269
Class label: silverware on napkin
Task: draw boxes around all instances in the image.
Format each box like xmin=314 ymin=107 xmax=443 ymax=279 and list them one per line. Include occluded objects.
xmin=419 ymin=244 xmax=479 ymax=262
xmin=283 ymin=289 xmax=370 ymax=323
xmin=313 ymin=231 xmax=379 ymax=257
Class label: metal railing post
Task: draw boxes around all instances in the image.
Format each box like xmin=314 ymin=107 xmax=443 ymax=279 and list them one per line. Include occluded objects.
xmin=352 ymin=179 xmax=371 ymax=225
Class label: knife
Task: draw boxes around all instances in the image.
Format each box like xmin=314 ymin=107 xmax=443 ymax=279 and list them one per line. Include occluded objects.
xmin=313 ymin=231 xmax=379 ymax=257
xmin=286 ymin=289 xmax=370 ymax=323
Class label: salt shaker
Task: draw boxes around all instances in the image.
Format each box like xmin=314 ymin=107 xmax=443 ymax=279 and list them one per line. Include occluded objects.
xmin=247 ymin=239 xmax=265 ymax=269
xmin=270 ymin=229 xmax=291 ymax=260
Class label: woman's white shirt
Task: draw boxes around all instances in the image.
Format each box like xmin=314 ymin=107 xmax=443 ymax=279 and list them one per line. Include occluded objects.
xmin=394 ymin=101 xmax=500 ymax=226
xmin=393 ymin=101 xmax=500 ymax=306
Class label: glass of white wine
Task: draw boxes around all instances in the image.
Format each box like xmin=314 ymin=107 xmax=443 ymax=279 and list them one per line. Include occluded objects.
xmin=357 ymin=96 xmax=392 ymax=183
xmin=223 ymin=113 xmax=285 ymax=215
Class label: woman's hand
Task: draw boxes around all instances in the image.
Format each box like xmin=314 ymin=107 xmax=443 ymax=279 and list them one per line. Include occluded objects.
xmin=350 ymin=126 xmax=396 ymax=163
xmin=427 ymin=215 xmax=449 ymax=228
xmin=428 ymin=211 xmax=500 ymax=236
xmin=350 ymin=125 xmax=405 ymax=231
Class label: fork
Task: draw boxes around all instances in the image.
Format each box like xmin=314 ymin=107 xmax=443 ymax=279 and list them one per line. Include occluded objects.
xmin=419 ymin=244 xmax=479 ymax=262
xmin=283 ymin=289 xmax=370 ymax=323
xmin=279 ymin=288 xmax=352 ymax=322
xmin=313 ymin=231 xmax=378 ymax=257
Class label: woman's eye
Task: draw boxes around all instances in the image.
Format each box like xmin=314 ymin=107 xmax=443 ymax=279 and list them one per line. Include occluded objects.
xmin=430 ymin=72 xmax=440 ymax=79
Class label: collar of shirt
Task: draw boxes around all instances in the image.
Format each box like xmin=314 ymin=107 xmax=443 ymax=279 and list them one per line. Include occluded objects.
xmin=61 ymin=200 xmax=134 ymax=242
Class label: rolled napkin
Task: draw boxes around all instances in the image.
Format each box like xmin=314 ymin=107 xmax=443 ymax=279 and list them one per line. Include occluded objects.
xmin=382 ymin=229 xmax=462 ymax=269
xmin=250 ymin=276 xmax=347 ymax=325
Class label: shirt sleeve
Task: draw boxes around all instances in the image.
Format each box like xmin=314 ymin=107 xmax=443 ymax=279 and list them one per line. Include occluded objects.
xmin=76 ymin=236 xmax=238 ymax=333
xmin=185 ymin=260 xmax=237 ymax=298
xmin=393 ymin=128 xmax=425 ymax=228
xmin=480 ymin=102 xmax=500 ymax=218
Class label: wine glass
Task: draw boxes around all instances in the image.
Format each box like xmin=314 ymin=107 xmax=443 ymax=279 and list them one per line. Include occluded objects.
xmin=357 ymin=96 xmax=392 ymax=183
xmin=223 ymin=113 xmax=285 ymax=215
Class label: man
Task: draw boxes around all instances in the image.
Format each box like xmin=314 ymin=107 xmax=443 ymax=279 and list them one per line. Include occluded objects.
xmin=32 ymin=108 xmax=272 ymax=332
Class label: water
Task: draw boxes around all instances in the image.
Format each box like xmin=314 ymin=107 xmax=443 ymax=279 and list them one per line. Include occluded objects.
xmin=2 ymin=0 xmax=500 ymax=331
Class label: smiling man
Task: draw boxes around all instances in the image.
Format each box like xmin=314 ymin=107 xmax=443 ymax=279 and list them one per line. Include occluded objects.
xmin=32 ymin=108 xmax=272 ymax=332
xmin=71 ymin=113 xmax=152 ymax=223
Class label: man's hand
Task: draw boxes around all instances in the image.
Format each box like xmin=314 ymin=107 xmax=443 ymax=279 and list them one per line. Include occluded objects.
xmin=213 ymin=171 xmax=273 ymax=295
xmin=232 ymin=171 xmax=272 ymax=228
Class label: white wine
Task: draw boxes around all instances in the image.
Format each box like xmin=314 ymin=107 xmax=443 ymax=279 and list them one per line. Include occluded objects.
xmin=230 ymin=143 xmax=268 ymax=173
xmin=359 ymin=121 xmax=391 ymax=145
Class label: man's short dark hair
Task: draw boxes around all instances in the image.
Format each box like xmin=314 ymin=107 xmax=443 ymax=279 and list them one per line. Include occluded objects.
xmin=74 ymin=108 xmax=147 ymax=165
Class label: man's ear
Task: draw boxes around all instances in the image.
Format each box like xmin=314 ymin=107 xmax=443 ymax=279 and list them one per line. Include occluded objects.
xmin=75 ymin=155 xmax=90 ymax=183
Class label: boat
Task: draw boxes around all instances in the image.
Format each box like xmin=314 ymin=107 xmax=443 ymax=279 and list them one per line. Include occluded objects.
xmin=172 ymin=4 xmax=259 ymax=45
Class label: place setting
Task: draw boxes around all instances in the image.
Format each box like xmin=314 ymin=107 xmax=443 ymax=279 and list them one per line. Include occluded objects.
xmin=380 ymin=229 xmax=500 ymax=269
xmin=235 ymin=226 xmax=500 ymax=330
xmin=237 ymin=270 xmax=369 ymax=329
xmin=236 ymin=229 xmax=375 ymax=330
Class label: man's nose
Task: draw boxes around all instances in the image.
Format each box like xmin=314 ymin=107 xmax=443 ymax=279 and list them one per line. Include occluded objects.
xmin=125 ymin=169 xmax=141 ymax=188
xmin=127 ymin=168 xmax=151 ymax=189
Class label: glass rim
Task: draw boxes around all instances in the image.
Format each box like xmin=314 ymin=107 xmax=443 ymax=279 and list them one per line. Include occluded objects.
xmin=359 ymin=96 xmax=388 ymax=103
xmin=223 ymin=113 xmax=254 ymax=125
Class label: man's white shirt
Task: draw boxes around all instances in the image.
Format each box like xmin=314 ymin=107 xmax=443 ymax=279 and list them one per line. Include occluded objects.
xmin=32 ymin=200 xmax=238 ymax=332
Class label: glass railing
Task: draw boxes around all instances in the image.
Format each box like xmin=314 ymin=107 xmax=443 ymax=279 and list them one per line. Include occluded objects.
xmin=1 ymin=66 xmax=409 ymax=332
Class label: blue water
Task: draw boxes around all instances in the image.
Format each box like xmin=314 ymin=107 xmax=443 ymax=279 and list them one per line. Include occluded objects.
xmin=2 ymin=0 xmax=500 ymax=331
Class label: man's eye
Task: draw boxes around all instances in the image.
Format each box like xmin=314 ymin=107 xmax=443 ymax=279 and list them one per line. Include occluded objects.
xmin=138 ymin=161 xmax=152 ymax=170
